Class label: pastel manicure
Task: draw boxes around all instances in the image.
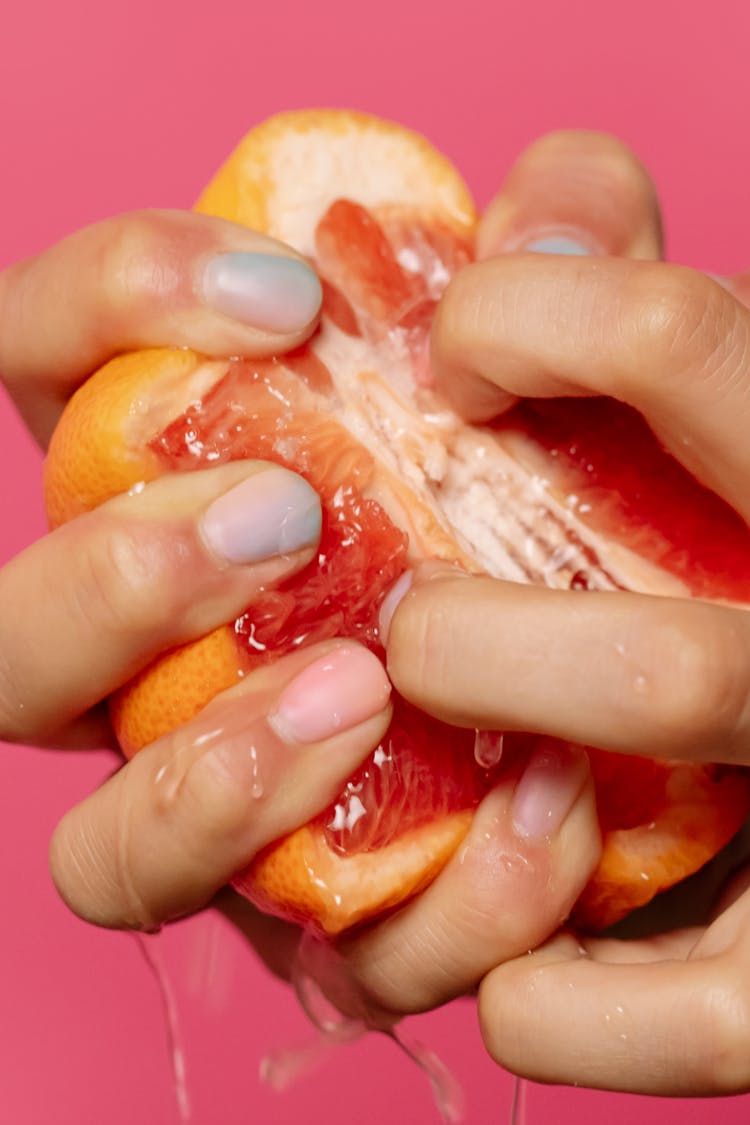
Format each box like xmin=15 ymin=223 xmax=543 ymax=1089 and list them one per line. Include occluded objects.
xmin=270 ymin=646 xmax=392 ymax=745
xmin=201 ymin=468 xmax=322 ymax=563
xmin=512 ymin=743 xmax=589 ymax=839
xmin=201 ymin=252 xmax=323 ymax=332
xmin=524 ymin=235 xmax=590 ymax=256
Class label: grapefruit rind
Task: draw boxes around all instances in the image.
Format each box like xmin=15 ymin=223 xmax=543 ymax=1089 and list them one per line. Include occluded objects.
xmin=44 ymin=349 xmax=228 ymax=527
xmin=114 ymin=625 xmax=244 ymax=759
xmin=574 ymin=763 xmax=750 ymax=929
xmin=195 ymin=109 xmax=478 ymax=252
xmin=236 ymin=811 xmax=474 ymax=936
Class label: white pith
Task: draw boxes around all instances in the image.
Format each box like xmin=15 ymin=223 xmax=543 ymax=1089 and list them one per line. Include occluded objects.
xmin=264 ymin=122 xmax=475 ymax=257
xmin=309 ymin=319 xmax=688 ymax=597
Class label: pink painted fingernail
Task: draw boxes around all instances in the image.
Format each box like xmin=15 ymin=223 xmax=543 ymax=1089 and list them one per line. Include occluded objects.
xmin=269 ymin=646 xmax=392 ymax=745
xmin=512 ymin=742 xmax=589 ymax=839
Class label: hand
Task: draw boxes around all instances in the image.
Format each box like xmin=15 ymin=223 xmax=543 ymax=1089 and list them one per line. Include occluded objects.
xmin=0 ymin=209 xmax=394 ymax=929
xmin=382 ymin=130 xmax=750 ymax=1094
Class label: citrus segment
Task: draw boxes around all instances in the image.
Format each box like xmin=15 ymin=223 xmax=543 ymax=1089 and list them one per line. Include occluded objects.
xmin=505 ymin=397 xmax=750 ymax=601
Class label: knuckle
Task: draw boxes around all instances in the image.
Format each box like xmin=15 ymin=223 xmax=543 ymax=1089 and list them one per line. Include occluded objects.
xmin=643 ymin=608 xmax=748 ymax=749
xmin=152 ymin=732 xmax=252 ymax=854
xmin=693 ymin=979 xmax=750 ymax=1093
xmin=624 ymin=263 xmax=734 ymax=388
xmin=74 ymin=516 xmax=183 ymax=641
xmin=96 ymin=209 xmax=187 ymax=315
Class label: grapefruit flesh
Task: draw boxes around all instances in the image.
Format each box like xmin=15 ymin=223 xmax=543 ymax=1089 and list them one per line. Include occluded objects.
xmin=44 ymin=110 xmax=750 ymax=938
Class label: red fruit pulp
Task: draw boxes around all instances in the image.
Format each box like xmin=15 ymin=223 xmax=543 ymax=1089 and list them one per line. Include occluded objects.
xmin=152 ymin=362 xmax=500 ymax=854
xmin=151 ymin=197 xmax=750 ymax=880
xmin=508 ymin=397 xmax=750 ymax=601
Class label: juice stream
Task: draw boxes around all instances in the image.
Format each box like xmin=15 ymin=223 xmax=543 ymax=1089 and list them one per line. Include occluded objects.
xmin=134 ymin=932 xmax=192 ymax=1124
xmin=135 ymin=910 xmax=528 ymax=1123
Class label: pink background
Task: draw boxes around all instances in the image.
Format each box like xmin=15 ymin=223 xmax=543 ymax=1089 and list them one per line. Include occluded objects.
xmin=1 ymin=1 xmax=749 ymax=1122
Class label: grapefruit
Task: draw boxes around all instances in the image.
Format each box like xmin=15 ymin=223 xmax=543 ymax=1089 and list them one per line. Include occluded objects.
xmin=45 ymin=109 xmax=750 ymax=937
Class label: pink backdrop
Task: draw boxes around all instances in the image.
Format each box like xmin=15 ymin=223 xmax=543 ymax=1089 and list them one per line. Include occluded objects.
xmin=2 ymin=1 xmax=749 ymax=1122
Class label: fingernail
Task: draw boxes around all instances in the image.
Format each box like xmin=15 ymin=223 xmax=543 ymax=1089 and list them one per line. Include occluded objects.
xmin=269 ymin=646 xmax=392 ymax=745
xmin=706 ymin=273 xmax=734 ymax=292
xmin=512 ymin=743 xmax=589 ymax=839
xmin=378 ymin=570 xmax=414 ymax=645
xmin=201 ymin=252 xmax=323 ymax=332
xmin=523 ymin=235 xmax=591 ymax=256
xmin=201 ymin=468 xmax=322 ymax=563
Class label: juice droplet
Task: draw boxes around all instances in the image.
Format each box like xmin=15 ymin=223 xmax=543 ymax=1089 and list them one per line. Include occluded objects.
xmin=249 ymin=743 xmax=263 ymax=799
xmin=474 ymin=730 xmax=504 ymax=769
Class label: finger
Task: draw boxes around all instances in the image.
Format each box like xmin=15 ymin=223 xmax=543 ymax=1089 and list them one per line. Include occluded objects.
xmin=49 ymin=642 xmax=392 ymax=930
xmin=386 ymin=571 xmax=750 ymax=764
xmin=431 ymin=255 xmax=750 ymax=522
xmin=0 ymin=209 xmax=322 ymax=442
xmin=477 ymin=130 xmax=663 ymax=261
xmin=478 ymin=926 xmax=750 ymax=1094
xmin=334 ymin=742 xmax=599 ymax=1017
xmin=0 ymin=461 xmax=321 ymax=745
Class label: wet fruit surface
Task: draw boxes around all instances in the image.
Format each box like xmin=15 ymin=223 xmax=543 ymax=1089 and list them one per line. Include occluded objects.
xmin=508 ymin=397 xmax=750 ymax=601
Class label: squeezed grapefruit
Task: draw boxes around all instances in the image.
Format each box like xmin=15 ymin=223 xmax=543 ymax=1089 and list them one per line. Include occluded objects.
xmin=45 ymin=110 xmax=750 ymax=937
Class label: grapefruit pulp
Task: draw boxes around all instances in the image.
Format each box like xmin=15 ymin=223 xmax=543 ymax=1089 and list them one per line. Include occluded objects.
xmin=45 ymin=110 xmax=750 ymax=937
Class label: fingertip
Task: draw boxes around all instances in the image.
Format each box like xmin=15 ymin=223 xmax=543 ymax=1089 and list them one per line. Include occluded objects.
xmin=476 ymin=128 xmax=663 ymax=262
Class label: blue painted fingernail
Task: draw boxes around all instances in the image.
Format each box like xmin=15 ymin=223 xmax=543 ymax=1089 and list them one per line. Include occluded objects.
xmin=524 ymin=236 xmax=590 ymax=256
xmin=201 ymin=253 xmax=323 ymax=333
xmin=201 ymin=468 xmax=322 ymax=564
